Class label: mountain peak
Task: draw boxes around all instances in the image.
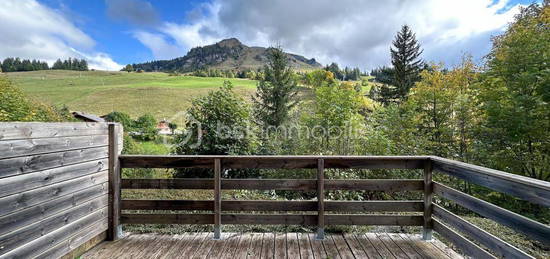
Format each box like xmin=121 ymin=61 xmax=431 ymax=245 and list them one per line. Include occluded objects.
xmin=217 ymin=38 xmax=243 ymax=48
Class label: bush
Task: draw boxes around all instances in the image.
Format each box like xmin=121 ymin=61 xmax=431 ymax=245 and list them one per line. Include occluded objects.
xmin=0 ymin=76 xmax=70 ymax=121
xmin=173 ymin=81 xmax=258 ymax=178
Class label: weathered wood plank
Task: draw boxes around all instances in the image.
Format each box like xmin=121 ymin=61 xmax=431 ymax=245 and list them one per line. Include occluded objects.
xmin=261 ymin=233 xmax=275 ymax=259
xmin=298 ymin=233 xmax=314 ymax=259
xmin=0 ymin=182 xmax=107 ymax=236
xmin=326 ymin=200 xmax=423 ymax=212
xmin=222 ymin=214 xmax=316 ymax=225
xmin=326 ymin=214 xmax=423 ymax=226
xmin=0 ymin=209 xmax=107 ymax=259
xmin=353 ymin=233 xmax=382 ymax=259
xmin=221 ymin=233 xmax=242 ymax=259
xmin=0 ymin=146 xmax=108 ymax=179
xmin=433 ymin=219 xmax=496 ymax=258
xmin=274 ymin=233 xmax=286 ymax=258
xmin=119 ymin=155 xmax=429 ymax=169
xmin=0 ymin=158 xmax=107 ymax=198
xmin=0 ymin=195 xmax=108 ymax=256
xmin=308 ymin=233 xmax=326 ymax=259
xmin=398 ymin=233 xmax=444 ymax=259
xmin=0 ymin=122 xmax=108 ymax=141
xmin=121 ymin=178 xmax=424 ymax=192
xmin=233 ymin=233 xmax=260 ymax=259
xmin=433 ymin=204 xmax=533 ymax=258
xmin=342 ymin=233 xmax=369 ymax=259
xmin=246 ymin=233 xmax=263 ymax=259
xmin=214 ymin=158 xmax=221 ymax=239
xmin=386 ymin=233 xmax=422 ymax=259
xmin=35 ymin=223 xmax=106 ymax=259
xmin=184 ymin=233 xmax=210 ymax=257
xmin=107 ymin=123 xmax=121 ymax=241
xmin=119 ymin=213 xmax=423 ymax=226
xmin=120 ymin=213 xmax=214 ymax=224
xmin=317 ymin=158 xmax=325 ymax=239
xmin=375 ymin=232 xmax=409 ymax=259
xmin=0 ymin=170 xmax=108 ymax=216
xmin=364 ymin=233 xmax=396 ymax=259
xmin=424 ymin=160 xmax=433 ymax=240
xmin=286 ymin=233 xmax=300 ymax=259
xmin=434 ymin=182 xmax=550 ymax=244
xmin=161 ymin=233 xmax=199 ymax=259
xmin=332 ymin=234 xmax=354 ymax=259
xmin=0 ymin=135 xmax=108 ymax=160
xmin=193 ymin=233 xmax=218 ymax=259
xmin=325 ymin=179 xmax=424 ymax=191
xmin=208 ymin=233 xmax=235 ymax=258
xmin=121 ymin=199 xmax=423 ymax=212
xmin=321 ymin=234 xmax=341 ymax=259
xmin=431 ymin=156 xmax=550 ymax=207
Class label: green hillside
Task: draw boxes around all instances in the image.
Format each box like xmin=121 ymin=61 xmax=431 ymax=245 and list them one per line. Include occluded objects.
xmin=6 ymin=70 xmax=258 ymax=119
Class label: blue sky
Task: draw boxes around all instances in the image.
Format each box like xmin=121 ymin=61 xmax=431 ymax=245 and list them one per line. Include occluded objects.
xmin=0 ymin=0 xmax=539 ymax=70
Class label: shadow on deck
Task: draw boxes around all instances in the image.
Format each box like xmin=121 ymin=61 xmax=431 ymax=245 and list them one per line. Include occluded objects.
xmin=82 ymin=232 xmax=462 ymax=259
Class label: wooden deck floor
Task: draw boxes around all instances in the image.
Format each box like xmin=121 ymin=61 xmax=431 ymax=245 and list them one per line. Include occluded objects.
xmin=82 ymin=232 xmax=463 ymax=259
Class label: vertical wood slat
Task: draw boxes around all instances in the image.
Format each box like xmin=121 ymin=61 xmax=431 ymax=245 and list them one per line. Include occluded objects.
xmin=107 ymin=123 xmax=121 ymax=241
xmin=213 ymin=158 xmax=221 ymax=240
xmin=423 ymin=160 xmax=433 ymax=240
xmin=316 ymin=158 xmax=325 ymax=240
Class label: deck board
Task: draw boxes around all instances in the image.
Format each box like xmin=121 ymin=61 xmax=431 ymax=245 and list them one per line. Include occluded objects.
xmin=81 ymin=232 xmax=464 ymax=259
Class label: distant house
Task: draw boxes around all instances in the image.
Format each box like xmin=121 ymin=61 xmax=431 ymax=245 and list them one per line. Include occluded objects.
xmin=157 ymin=120 xmax=172 ymax=135
xmin=72 ymin=111 xmax=105 ymax=122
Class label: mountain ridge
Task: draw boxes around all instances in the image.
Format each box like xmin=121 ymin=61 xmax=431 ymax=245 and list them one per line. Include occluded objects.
xmin=132 ymin=38 xmax=322 ymax=72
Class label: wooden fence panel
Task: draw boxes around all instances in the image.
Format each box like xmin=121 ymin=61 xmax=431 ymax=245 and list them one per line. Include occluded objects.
xmin=0 ymin=122 xmax=121 ymax=259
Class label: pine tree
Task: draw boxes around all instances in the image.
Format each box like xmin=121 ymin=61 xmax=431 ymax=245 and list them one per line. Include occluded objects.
xmin=390 ymin=25 xmax=423 ymax=101
xmin=52 ymin=59 xmax=63 ymax=70
xmin=253 ymin=47 xmax=298 ymax=128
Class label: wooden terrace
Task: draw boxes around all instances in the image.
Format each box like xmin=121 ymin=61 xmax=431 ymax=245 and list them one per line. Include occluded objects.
xmin=0 ymin=123 xmax=549 ymax=259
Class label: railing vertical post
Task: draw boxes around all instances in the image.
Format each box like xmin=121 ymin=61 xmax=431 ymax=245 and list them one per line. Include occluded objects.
xmin=423 ymin=159 xmax=433 ymax=241
xmin=316 ymin=158 xmax=325 ymax=240
xmin=213 ymin=158 xmax=222 ymax=240
xmin=107 ymin=123 xmax=122 ymax=241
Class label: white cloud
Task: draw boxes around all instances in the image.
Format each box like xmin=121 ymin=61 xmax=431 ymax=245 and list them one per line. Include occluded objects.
xmin=0 ymin=0 xmax=123 ymax=71
xmin=131 ymin=31 xmax=184 ymax=60
xmin=135 ymin=0 xmax=524 ymax=70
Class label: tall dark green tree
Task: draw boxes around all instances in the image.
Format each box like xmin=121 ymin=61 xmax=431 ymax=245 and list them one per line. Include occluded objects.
xmin=253 ymin=47 xmax=298 ymax=128
xmin=390 ymin=25 xmax=423 ymax=101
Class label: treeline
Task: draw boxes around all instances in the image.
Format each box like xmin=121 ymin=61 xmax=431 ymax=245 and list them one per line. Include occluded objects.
xmin=324 ymin=62 xmax=363 ymax=81
xmin=1 ymin=57 xmax=88 ymax=72
xmin=51 ymin=58 xmax=88 ymax=71
xmin=191 ymin=68 xmax=265 ymax=80
xmin=1 ymin=58 xmax=49 ymax=72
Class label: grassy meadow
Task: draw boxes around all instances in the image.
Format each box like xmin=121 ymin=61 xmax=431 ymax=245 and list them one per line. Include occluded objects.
xmin=6 ymin=70 xmax=258 ymax=120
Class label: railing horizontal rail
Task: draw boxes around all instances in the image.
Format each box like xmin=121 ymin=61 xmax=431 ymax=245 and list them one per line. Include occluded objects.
xmin=119 ymin=155 xmax=428 ymax=169
xmin=121 ymin=178 xmax=424 ymax=191
xmin=433 ymin=204 xmax=533 ymax=259
xmin=120 ymin=213 xmax=423 ymax=226
xmin=433 ymin=219 xmax=496 ymax=259
xmin=430 ymin=156 xmax=550 ymax=207
xmin=433 ymin=182 xmax=550 ymax=244
xmin=121 ymin=200 xmax=424 ymax=212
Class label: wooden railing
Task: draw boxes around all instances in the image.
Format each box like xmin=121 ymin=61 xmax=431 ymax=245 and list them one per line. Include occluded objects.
xmin=108 ymin=155 xmax=550 ymax=258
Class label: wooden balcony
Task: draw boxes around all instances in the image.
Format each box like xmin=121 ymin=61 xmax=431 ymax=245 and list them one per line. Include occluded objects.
xmin=1 ymin=123 xmax=549 ymax=258
xmin=82 ymin=232 xmax=463 ymax=259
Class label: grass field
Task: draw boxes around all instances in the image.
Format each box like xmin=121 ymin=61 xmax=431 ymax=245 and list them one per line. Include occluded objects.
xmin=5 ymin=70 xmax=258 ymax=119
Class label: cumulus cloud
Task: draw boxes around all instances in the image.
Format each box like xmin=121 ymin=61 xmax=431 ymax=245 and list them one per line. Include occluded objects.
xmin=0 ymin=0 xmax=122 ymax=70
xmin=106 ymin=0 xmax=159 ymax=26
xmin=135 ymin=0 xmax=522 ymax=70
xmin=131 ymin=31 xmax=184 ymax=60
